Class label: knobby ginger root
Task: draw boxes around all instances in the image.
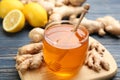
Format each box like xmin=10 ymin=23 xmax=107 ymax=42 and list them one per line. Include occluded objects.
xmin=55 ymin=0 xmax=86 ymax=6
xmin=86 ymin=48 xmax=102 ymax=72
xmin=49 ymin=4 xmax=88 ymax=22
xmin=15 ymin=43 xmax=43 ymax=72
xmin=15 ymin=54 xmax=33 ymax=72
xmin=29 ymin=28 xmax=44 ymax=43
xmin=15 ymin=54 xmax=33 ymax=64
xmin=69 ymin=0 xmax=86 ymax=6
xmin=70 ymin=16 xmax=120 ymax=36
xmin=70 ymin=17 xmax=106 ymax=36
xmin=97 ymin=16 xmax=120 ymax=36
xmin=16 ymin=52 xmax=43 ymax=72
xmin=18 ymin=43 xmax=42 ymax=55
xmin=30 ymin=52 xmax=43 ymax=69
xmin=85 ymin=41 xmax=110 ymax=72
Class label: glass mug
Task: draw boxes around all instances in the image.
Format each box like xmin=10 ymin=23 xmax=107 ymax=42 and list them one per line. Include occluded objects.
xmin=43 ymin=21 xmax=89 ymax=77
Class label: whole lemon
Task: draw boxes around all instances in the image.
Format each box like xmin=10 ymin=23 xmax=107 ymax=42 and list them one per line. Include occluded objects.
xmin=0 ymin=0 xmax=24 ymax=18
xmin=22 ymin=2 xmax=48 ymax=27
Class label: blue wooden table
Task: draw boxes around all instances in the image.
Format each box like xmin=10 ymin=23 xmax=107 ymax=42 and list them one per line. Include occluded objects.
xmin=0 ymin=0 xmax=120 ymax=80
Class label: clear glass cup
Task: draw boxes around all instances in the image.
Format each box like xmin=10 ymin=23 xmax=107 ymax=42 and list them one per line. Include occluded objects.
xmin=43 ymin=20 xmax=89 ymax=77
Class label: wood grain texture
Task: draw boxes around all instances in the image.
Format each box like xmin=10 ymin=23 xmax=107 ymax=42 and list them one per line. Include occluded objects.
xmin=0 ymin=0 xmax=120 ymax=80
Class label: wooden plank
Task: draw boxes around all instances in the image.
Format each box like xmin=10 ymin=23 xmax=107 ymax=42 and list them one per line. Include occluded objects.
xmin=85 ymin=0 xmax=120 ymax=20
xmin=86 ymin=14 xmax=120 ymax=20
xmin=0 ymin=40 xmax=30 ymax=47
xmin=0 ymin=68 xmax=20 ymax=80
xmin=0 ymin=57 xmax=15 ymax=68
xmin=0 ymin=48 xmax=17 ymax=56
xmin=0 ymin=29 xmax=30 ymax=40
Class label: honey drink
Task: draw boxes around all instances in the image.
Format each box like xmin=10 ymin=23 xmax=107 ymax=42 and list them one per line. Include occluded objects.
xmin=43 ymin=21 xmax=89 ymax=77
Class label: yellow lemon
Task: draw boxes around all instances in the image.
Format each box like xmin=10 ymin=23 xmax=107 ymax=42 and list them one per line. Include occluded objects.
xmin=0 ymin=0 xmax=24 ymax=18
xmin=3 ymin=9 xmax=25 ymax=33
xmin=22 ymin=2 xmax=48 ymax=27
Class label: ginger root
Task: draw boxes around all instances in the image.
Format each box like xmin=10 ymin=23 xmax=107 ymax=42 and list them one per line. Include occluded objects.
xmin=29 ymin=28 xmax=44 ymax=43
xmin=15 ymin=52 xmax=43 ymax=72
xmin=85 ymin=40 xmax=110 ymax=72
xmin=18 ymin=43 xmax=42 ymax=55
xmin=15 ymin=43 xmax=43 ymax=72
xmin=70 ymin=17 xmax=106 ymax=36
xmin=54 ymin=0 xmax=86 ymax=6
xmin=97 ymin=16 xmax=120 ymax=36
xmin=69 ymin=0 xmax=86 ymax=6
xmin=70 ymin=16 xmax=120 ymax=36
xmin=49 ymin=4 xmax=88 ymax=22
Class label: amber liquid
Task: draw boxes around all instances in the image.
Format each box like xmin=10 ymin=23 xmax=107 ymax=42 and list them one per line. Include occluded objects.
xmin=43 ymin=24 xmax=88 ymax=77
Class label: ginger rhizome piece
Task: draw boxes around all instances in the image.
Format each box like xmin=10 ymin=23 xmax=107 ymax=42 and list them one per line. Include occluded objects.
xmin=97 ymin=16 xmax=120 ymax=36
xmin=85 ymin=40 xmax=110 ymax=72
xmin=29 ymin=28 xmax=44 ymax=43
xmin=15 ymin=43 xmax=43 ymax=72
xmin=70 ymin=16 xmax=120 ymax=36
xmin=49 ymin=4 xmax=87 ymax=22
xmin=70 ymin=17 xmax=106 ymax=36
xmin=18 ymin=43 xmax=42 ymax=55
xmin=68 ymin=0 xmax=86 ymax=6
